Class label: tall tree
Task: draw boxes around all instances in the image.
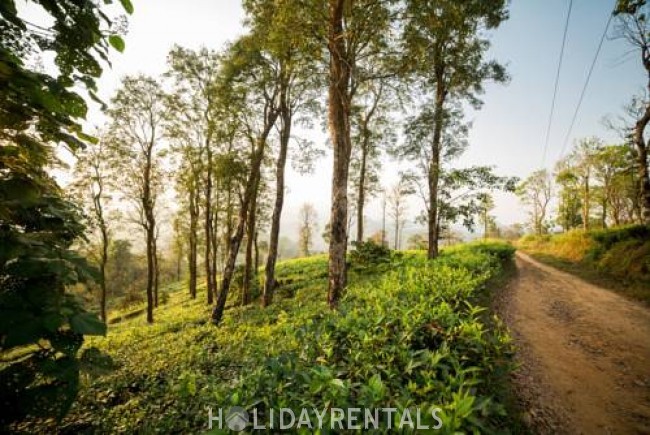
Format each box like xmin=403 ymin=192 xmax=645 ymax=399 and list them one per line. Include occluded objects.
xmin=570 ymin=137 xmax=602 ymax=230
xmin=614 ymin=0 xmax=650 ymax=223
xmin=298 ymin=203 xmax=318 ymax=257
xmin=242 ymin=0 xmax=322 ymax=307
xmin=478 ymin=193 xmax=495 ymax=239
xmin=325 ymin=0 xmax=395 ymax=308
xmin=517 ymin=169 xmax=552 ymax=235
xmin=71 ymin=135 xmax=116 ymax=322
xmin=165 ymin=46 xmax=221 ymax=301
xmin=387 ymin=179 xmax=412 ymax=249
xmin=211 ymin=36 xmax=280 ymax=325
xmin=402 ymin=0 xmax=508 ymax=258
xmin=555 ymin=158 xmax=583 ymax=231
xmin=0 ymin=0 xmax=130 ymax=424
xmin=107 ymin=75 xmax=166 ymax=324
xmin=350 ymin=80 xmax=395 ymax=242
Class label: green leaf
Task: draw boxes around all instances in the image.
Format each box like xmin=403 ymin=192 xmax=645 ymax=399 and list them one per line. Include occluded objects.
xmin=108 ymin=35 xmax=125 ymax=53
xmin=119 ymin=0 xmax=134 ymax=14
xmin=70 ymin=312 xmax=107 ymax=336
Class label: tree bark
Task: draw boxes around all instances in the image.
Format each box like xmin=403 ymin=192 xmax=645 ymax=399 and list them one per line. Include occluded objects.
xmin=211 ymin=114 xmax=277 ymax=325
xmin=327 ymin=0 xmax=352 ymax=309
xmin=583 ymin=176 xmax=590 ymax=231
xmin=143 ymin=141 xmax=155 ymax=324
xmin=428 ymin=73 xmax=445 ymax=259
xmin=356 ymin=134 xmax=368 ymax=243
xmin=263 ymin=96 xmax=291 ymax=307
xmin=92 ymin=161 xmax=109 ymax=323
xmin=634 ymin=105 xmax=650 ymax=224
xmin=153 ymin=231 xmax=159 ymax=307
xmin=188 ymin=183 xmax=199 ymax=299
xmin=204 ymin=145 xmax=215 ymax=305
xmin=242 ymin=171 xmax=261 ymax=306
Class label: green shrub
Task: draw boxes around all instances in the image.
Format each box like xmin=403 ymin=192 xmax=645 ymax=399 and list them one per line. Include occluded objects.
xmin=20 ymin=243 xmax=515 ymax=433
xmin=349 ymin=240 xmax=392 ymax=268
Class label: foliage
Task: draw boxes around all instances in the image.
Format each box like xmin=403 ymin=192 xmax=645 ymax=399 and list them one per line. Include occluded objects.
xmin=12 ymin=242 xmax=516 ymax=433
xmin=516 ymin=169 xmax=552 ymax=235
xmin=0 ymin=0 xmax=131 ymax=427
xmin=517 ymin=226 xmax=650 ymax=303
xmin=349 ymin=240 xmax=392 ymax=268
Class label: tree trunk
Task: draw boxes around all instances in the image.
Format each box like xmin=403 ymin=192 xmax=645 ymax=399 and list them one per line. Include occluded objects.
xmin=356 ymin=135 xmax=368 ymax=243
xmin=153 ymin=232 xmax=159 ymax=307
xmin=254 ymin=230 xmax=259 ymax=273
xmin=327 ymin=0 xmax=352 ymax=309
xmin=99 ymin=220 xmax=108 ymax=323
xmin=93 ymin=173 xmax=109 ymax=323
xmin=393 ymin=215 xmax=399 ymax=250
xmin=243 ymin=172 xmax=261 ymax=306
xmin=205 ymin=146 xmax=215 ymax=305
xmin=634 ymin=105 xmax=650 ymax=223
xmin=428 ymin=77 xmax=445 ymax=259
xmin=263 ymin=98 xmax=291 ymax=307
xmin=211 ymin=115 xmax=277 ymax=325
xmin=212 ymin=180 xmax=220 ymax=298
xmin=583 ymin=176 xmax=590 ymax=231
xmin=143 ymin=143 xmax=155 ymax=324
xmin=381 ymin=195 xmax=386 ymax=247
xmin=145 ymin=224 xmax=154 ymax=324
xmin=188 ymin=185 xmax=199 ymax=299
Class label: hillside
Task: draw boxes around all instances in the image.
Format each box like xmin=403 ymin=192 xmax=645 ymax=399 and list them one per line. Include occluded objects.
xmin=517 ymin=225 xmax=650 ymax=304
xmin=13 ymin=242 xmax=518 ymax=434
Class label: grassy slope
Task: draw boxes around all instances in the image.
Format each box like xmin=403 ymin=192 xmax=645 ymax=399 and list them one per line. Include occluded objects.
xmin=517 ymin=225 xmax=650 ymax=304
xmin=18 ymin=242 xmax=518 ymax=434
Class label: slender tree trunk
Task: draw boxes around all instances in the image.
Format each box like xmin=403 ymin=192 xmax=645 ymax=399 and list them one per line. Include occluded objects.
xmin=483 ymin=209 xmax=489 ymax=239
xmin=188 ymin=185 xmax=199 ymax=299
xmin=153 ymin=232 xmax=159 ymax=307
xmin=428 ymin=77 xmax=445 ymax=259
xmin=356 ymin=135 xmax=368 ymax=243
xmin=583 ymin=176 xmax=590 ymax=231
xmin=99 ymin=221 xmax=108 ymax=323
xmin=634 ymin=105 xmax=650 ymax=223
xmin=212 ymin=179 xmax=220 ymax=298
xmin=355 ymin=85 xmax=381 ymax=243
xmin=205 ymin=147 xmax=214 ymax=305
xmin=243 ymin=172 xmax=261 ymax=306
xmin=143 ymin=144 xmax=155 ymax=324
xmin=212 ymin=116 xmax=277 ymax=325
xmin=92 ymin=172 xmax=109 ymax=323
xmin=145 ymin=225 xmax=154 ymax=323
xmin=393 ymin=214 xmax=398 ymax=250
xmin=327 ymin=0 xmax=352 ymax=309
xmin=254 ymin=230 xmax=259 ymax=273
xmin=263 ymin=99 xmax=291 ymax=307
xmin=381 ymin=195 xmax=386 ymax=247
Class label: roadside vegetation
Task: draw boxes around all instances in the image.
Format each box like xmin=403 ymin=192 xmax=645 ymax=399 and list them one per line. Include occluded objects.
xmin=517 ymin=225 xmax=650 ymax=304
xmin=12 ymin=242 xmax=517 ymax=433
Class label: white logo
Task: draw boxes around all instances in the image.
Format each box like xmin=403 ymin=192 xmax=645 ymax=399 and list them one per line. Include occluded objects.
xmin=226 ymin=406 xmax=249 ymax=432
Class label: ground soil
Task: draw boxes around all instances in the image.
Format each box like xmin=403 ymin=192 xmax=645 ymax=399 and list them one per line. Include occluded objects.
xmin=498 ymin=252 xmax=650 ymax=434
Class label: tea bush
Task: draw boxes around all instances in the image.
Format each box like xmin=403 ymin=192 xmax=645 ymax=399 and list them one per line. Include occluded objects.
xmin=16 ymin=242 xmax=516 ymax=433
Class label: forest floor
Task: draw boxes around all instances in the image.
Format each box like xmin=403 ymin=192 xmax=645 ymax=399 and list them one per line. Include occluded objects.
xmin=496 ymin=251 xmax=650 ymax=434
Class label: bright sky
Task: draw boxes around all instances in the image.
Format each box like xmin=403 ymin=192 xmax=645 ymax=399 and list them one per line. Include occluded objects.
xmin=20 ymin=0 xmax=647 ymax=247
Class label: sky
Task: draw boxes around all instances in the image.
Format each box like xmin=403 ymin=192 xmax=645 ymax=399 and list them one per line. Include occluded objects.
xmin=19 ymin=0 xmax=647 ymax=249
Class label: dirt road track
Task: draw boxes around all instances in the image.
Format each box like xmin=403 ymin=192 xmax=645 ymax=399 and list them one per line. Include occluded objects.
xmin=500 ymin=252 xmax=650 ymax=434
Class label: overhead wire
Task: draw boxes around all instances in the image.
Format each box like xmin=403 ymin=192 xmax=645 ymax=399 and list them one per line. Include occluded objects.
xmin=541 ymin=0 xmax=574 ymax=167
xmin=557 ymin=3 xmax=616 ymax=161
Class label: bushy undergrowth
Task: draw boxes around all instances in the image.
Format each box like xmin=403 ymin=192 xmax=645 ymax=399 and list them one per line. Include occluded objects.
xmin=518 ymin=225 xmax=650 ymax=302
xmin=14 ymin=242 xmax=516 ymax=434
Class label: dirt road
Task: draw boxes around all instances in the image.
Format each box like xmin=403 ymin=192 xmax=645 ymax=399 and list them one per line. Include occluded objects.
xmin=500 ymin=252 xmax=650 ymax=434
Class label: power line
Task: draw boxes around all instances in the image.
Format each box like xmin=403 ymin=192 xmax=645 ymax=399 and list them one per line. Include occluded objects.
xmin=557 ymin=3 xmax=615 ymax=161
xmin=542 ymin=0 xmax=574 ymax=167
